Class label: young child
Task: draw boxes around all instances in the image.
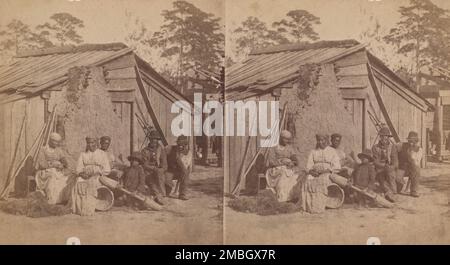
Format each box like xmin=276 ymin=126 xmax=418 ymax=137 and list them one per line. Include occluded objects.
xmin=351 ymin=149 xmax=376 ymax=208
xmin=117 ymin=151 xmax=147 ymax=208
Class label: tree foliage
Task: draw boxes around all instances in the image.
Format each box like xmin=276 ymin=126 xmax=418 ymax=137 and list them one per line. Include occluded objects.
xmin=149 ymin=0 xmax=224 ymax=89
xmin=272 ymin=10 xmax=321 ymax=43
xmin=229 ymin=10 xmax=321 ymax=63
xmin=0 ymin=13 xmax=84 ymax=62
xmin=383 ymin=0 xmax=450 ymax=79
xmin=232 ymin=16 xmax=286 ymax=59
xmin=36 ymin=12 xmax=85 ymax=46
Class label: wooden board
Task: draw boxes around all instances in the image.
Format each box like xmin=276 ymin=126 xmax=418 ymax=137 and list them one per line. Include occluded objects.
xmin=337 ymin=75 xmax=368 ymax=88
xmin=334 ymin=50 xmax=368 ymax=68
xmin=102 ymin=53 xmax=136 ymax=71
xmin=110 ymin=91 xmax=134 ymax=102
xmin=336 ymin=64 xmax=368 ymax=76
xmin=340 ymin=88 xmax=367 ymax=99
xmin=105 ymin=67 xmax=136 ymax=80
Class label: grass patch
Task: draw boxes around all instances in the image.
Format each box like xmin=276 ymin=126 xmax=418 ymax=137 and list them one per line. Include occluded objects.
xmin=228 ymin=189 xmax=300 ymax=216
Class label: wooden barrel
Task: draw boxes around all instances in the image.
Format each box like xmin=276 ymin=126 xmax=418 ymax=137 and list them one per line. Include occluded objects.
xmin=326 ymin=183 xmax=345 ymax=209
xmin=96 ymin=186 xmax=114 ymax=211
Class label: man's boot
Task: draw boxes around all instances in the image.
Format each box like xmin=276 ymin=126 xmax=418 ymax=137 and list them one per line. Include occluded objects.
xmin=385 ymin=193 xmax=396 ymax=203
xmin=154 ymin=195 xmax=166 ymax=205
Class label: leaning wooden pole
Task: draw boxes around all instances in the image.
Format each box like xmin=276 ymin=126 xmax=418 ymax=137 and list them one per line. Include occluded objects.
xmin=134 ymin=66 xmax=168 ymax=146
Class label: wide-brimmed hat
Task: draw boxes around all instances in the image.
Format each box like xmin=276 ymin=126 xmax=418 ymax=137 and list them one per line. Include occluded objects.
xmin=378 ymin=127 xmax=391 ymax=137
xmin=407 ymin=131 xmax=419 ymax=141
xmin=358 ymin=148 xmax=374 ymax=162
xmin=176 ymin=135 xmax=189 ymax=145
xmin=128 ymin=151 xmax=143 ymax=164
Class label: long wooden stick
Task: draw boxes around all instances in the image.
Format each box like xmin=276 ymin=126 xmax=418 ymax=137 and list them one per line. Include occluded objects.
xmin=231 ymin=102 xmax=288 ymax=196
xmin=0 ymin=122 xmax=45 ymax=199
xmin=1 ymin=113 xmax=27 ymax=198
xmin=1 ymin=105 xmax=56 ymax=199
xmin=231 ymin=114 xmax=258 ymax=195
xmin=134 ymin=66 xmax=168 ymax=146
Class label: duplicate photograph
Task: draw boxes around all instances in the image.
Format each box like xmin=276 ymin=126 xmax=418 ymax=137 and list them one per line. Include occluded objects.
xmin=0 ymin=0 xmax=450 ymax=247
xmin=223 ymin=0 xmax=450 ymax=244
xmin=0 ymin=0 xmax=224 ymax=244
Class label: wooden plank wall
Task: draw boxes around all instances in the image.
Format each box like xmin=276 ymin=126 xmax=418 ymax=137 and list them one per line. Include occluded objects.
xmin=224 ymin=93 xmax=273 ymax=193
xmin=376 ymin=76 xmax=424 ymax=142
xmin=0 ymin=96 xmax=45 ymax=192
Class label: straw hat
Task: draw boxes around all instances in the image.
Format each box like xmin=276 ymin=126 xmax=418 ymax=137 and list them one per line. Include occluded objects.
xmin=148 ymin=130 xmax=161 ymax=140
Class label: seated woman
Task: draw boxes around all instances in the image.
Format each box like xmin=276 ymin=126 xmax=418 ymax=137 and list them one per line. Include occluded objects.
xmin=71 ymin=137 xmax=111 ymax=216
xmin=300 ymin=134 xmax=341 ymax=213
xmin=265 ymin=130 xmax=301 ymax=202
xmin=35 ymin=132 xmax=70 ymax=204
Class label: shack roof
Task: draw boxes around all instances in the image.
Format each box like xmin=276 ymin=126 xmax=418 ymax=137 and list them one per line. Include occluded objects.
xmin=225 ymin=39 xmax=433 ymax=111
xmin=0 ymin=43 xmax=188 ymax=104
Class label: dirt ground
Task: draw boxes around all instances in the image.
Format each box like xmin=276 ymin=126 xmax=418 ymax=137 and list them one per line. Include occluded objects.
xmin=2 ymin=163 xmax=450 ymax=245
xmin=224 ymin=162 xmax=450 ymax=245
xmin=0 ymin=166 xmax=223 ymax=245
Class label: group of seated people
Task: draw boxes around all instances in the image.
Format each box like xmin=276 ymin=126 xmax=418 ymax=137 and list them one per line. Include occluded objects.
xmin=34 ymin=130 xmax=192 ymax=216
xmin=264 ymin=126 xmax=423 ymax=213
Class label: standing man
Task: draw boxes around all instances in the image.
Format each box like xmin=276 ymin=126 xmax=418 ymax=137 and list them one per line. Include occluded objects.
xmin=141 ymin=130 xmax=171 ymax=205
xmin=371 ymin=127 xmax=402 ymax=202
xmin=99 ymin=136 xmax=125 ymax=180
xmin=398 ymin=131 xmax=423 ymax=198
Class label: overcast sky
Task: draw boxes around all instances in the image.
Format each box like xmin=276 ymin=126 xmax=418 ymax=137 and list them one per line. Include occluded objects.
xmin=0 ymin=0 xmax=224 ymax=44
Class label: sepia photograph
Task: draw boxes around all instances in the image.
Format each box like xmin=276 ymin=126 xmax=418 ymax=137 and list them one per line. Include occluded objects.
xmin=0 ymin=0 xmax=224 ymax=244
xmin=223 ymin=0 xmax=450 ymax=245
xmin=0 ymin=0 xmax=450 ymax=248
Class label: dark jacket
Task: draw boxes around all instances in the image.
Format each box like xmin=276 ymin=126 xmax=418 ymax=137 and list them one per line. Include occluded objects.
xmin=141 ymin=144 xmax=168 ymax=172
xmin=372 ymin=141 xmax=398 ymax=171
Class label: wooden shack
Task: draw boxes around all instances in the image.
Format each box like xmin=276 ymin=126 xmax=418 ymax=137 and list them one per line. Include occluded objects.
xmin=224 ymin=40 xmax=434 ymax=194
xmin=418 ymin=68 xmax=450 ymax=160
xmin=0 ymin=43 xmax=193 ymax=195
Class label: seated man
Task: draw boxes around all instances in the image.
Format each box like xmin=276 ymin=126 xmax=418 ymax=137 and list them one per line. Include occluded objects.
xmin=35 ymin=132 xmax=70 ymax=204
xmin=372 ymin=127 xmax=402 ymax=202
xmin=398 ymin=131 xmax=423 ymax=198
xmin=167 ymin=135 xmax=192 ymax=200
xmin=141 ymin=130 xmax=172 ymax=205
xmin=99 ymin=136 xmax=125 ymax=181
xmin=265 ymin=130 xmax=301 ymax=202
